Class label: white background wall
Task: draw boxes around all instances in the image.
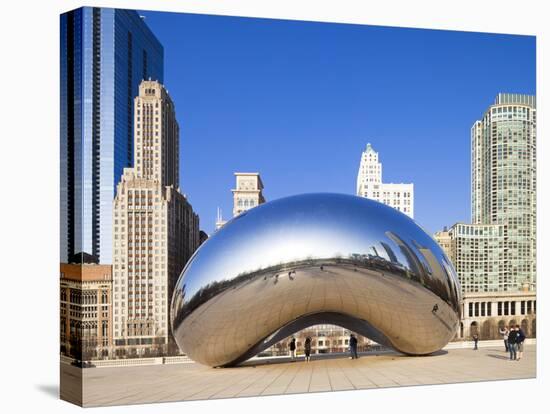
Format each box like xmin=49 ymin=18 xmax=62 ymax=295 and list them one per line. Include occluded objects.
xmin=0 ymin=1 xmax=547 ymax=413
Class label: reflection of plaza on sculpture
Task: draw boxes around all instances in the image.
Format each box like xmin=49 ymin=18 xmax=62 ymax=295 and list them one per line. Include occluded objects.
xmin=171 ymin=193 xmax=462 ymax=367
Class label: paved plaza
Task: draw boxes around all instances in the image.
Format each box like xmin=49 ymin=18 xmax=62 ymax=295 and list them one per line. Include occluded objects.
xmin=62 ymin=345 xmax=536 ymax=407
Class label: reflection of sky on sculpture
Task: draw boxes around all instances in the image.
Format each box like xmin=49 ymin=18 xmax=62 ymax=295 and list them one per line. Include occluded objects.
xmin=176 ymin=193 xmax=454 ymax=301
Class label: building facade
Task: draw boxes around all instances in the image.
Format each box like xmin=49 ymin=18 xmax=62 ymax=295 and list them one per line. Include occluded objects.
xmin=471 ymin=93 xmax=536 ymax=291
xmin=232 ymin=173 xmax=266 ymax=217
xmin=433 ymin=227 xmax=452 ymax=259
xmin=112 ymin=81 xmax=200 ymax=357
xmin=60 ymin=7 xmax=164 ymax=264
xmin=448 ymin=223 xmax=505 ymax=293
xmin=356 ymin=143 xmax=414 ymax=218
xmin=456 ymin=291 xmax=536 ymax=341
xmin=60 ymin=264 xmax=113 ymax=360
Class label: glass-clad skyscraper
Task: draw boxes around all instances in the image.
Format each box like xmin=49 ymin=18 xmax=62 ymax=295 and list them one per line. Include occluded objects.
xmin=61 ymin=7 xmax=163 ymax=264
xmin=471 ymin=93 xmax=536 ymax=291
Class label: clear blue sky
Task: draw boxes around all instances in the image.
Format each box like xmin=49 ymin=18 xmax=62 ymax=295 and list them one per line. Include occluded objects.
xmin=140 ymin=10 xmax=536 ymax=235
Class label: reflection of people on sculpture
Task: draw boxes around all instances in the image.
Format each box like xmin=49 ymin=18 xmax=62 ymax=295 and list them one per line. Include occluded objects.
xmin=349 ymin=334 xmax=358 ymax=359
xmin=432 ymin=304 xmax=439 ymax=313
xmin=472 ymin=333 xmax=479 ymax=350
xmin=170 ymin=193 xmax=462 ymax=367
xmin=289 ymin=337 xmax=296 ymax=360
xmin=304 ymin=337 xmax=312 ymax=362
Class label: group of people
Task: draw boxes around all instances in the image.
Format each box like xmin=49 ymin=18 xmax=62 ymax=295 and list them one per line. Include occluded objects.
xmin=288 ymin=337 xmax=312 ymax=362
xmin=472 ymin=325 xmax=526 ymax=360
xmin=288 ymin=334 xmax=359 ymax=362
xmin=500 ymin=325 xmax=526 ymax=361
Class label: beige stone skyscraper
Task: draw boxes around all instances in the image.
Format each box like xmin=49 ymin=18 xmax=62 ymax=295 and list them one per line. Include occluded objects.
xmin=433 ymin=227 xmax=452 ymax=259
xmin=232 ymin=172 xmax=265 ymax=217
xmin=356 ymin=143 xmax=414 ymax=218
xmin=112 ymin=80 xmax=200 ymax=357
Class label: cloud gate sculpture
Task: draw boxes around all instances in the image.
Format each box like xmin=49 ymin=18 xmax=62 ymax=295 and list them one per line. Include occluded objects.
xmin=171 ymin=193 xmax=461 ymax=367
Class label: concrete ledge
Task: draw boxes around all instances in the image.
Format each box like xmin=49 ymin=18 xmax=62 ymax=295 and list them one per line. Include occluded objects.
xmin=60 ymin=339 xmax=536 ymax=368
xmin=444 ymin=338 xmax=536 ymax=349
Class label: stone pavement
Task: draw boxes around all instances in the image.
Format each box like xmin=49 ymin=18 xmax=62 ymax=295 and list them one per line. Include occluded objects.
xmin=63 ymin=345 xmax=536 ymax=407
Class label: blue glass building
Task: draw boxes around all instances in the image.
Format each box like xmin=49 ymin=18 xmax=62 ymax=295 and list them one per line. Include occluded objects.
xmin=61 ymin=7 xmax=163 ymax=264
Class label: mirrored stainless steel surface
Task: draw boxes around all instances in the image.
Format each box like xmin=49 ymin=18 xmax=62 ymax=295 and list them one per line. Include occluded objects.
xmin=171 ymin=193 xmax=462 ymax=367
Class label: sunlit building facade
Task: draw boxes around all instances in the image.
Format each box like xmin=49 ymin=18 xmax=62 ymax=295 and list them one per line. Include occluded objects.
xmin=112 ymin=81 xmax=200 ymax=357
xmin=448 ymin=223 xmax=504 ymax=293
xmin=471 ymin=93 xmax=536 ymax=291
xmin=433 ymin=227 xmax=452 ymax=259
xmin=356 ymin=143 xmax=414 ymax=218
xmin=232 ymin=173 xmax=266 ymax=217
xmin=60 ymin=264 xmax=113 ymax=360
xmin=60 ymin=7 xmax=164 ymax=264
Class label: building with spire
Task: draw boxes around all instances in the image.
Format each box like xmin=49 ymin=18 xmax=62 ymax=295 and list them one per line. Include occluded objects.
xmin=356 ymin=143 xmax=414 ymax=218
xmin=112 ymin=80 xmax=200 ymax=357
xmin=215 ymin=207 xmax=227 ymax=231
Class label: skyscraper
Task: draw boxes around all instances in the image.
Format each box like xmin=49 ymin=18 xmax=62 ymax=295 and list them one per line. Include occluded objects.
xmin=471 ymin=93 xmax=536 ymax=291
xmin=61 ymin=7 xmax=164 ymax=264
xmin=112 ymin=81 xmax=200 ymax=357
xmin=356 ymin=143 xmax=414 ymax=218
xmin=433 ymin=227 xmax=452 ymax=259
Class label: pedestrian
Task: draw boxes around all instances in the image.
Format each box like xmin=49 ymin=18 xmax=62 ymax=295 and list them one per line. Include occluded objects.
xmin=472 ymin=333 xmax=479 ymax=350
xmin=516 ymin=324 xmax=526 ymax=361
xmin=304 ymin=337 xmax=312 ymax=362
xmin=289 ymin=337 xmax=296 ymax=361
xmin=507 ymin=325 xmax=519 ymax=361
xmin=499 ymin=326 xmax=509 ymax=352
xmin=349 ymin=334 xmax=358 ymax=359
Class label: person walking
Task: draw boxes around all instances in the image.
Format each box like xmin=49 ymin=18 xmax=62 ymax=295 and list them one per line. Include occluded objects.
xmin=304 ymin=337 xmax=312 ymax=362
xmin=507 ymin=325 xmax=519 ymax=361
xmin=349 ymin=334 xmax=358 ymax=359
xmin=499 ymin=326 xmax=509 ymax=352
xmin=472 ymin=333 xmax=479 ymax=350
xmin=289 ymin=337 xmax=296 ymax=361
xmin=516 ymin=324 xmax=526 ymax=361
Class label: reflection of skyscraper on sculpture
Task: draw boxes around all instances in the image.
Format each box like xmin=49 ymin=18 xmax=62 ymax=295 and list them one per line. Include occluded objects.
xmin=385 ymin=231 xmax=425 ymax=283
xmin=380 ymin=241 xmax=399 ymax=264
xmin=413 ymin=240 xmax=458 ymax=304
xmin=112 ymin=80 xmax=200 ymax=357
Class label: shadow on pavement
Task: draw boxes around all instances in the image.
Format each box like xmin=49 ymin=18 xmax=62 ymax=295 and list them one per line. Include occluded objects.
xmin=35 ymin=384 xmax=59 ymax=399
xmin=234 ymin=349 xmax=448 ymax=368
xmin=487 ymin=354 xmax=511 ymax=360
